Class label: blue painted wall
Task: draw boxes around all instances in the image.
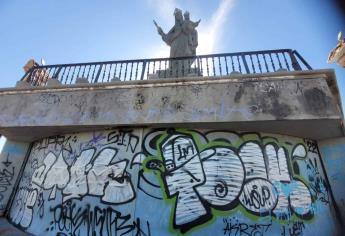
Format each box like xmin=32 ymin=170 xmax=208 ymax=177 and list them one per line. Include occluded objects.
xmin=319 ymin=137 xmax=345 ymax=228
xmin=7 ymin=128 xmax=340 ymax=235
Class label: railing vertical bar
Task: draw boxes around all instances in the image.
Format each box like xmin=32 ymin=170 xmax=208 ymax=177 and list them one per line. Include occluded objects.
xmin=146 ymin=61 xmax=150 ymax=79
xmin=263 ymin=54 xmax=269 ymax=72
xmin=140 ymin=61 xmax=146 ymax=80
xmin=206 ymin=57 xmax=210 ymax=76
xmin=76 ymin=65 xmax=82 ymax=80
xmin=152 ymin=61 xmax=156 ymax=76
xmin=122 ymin=63 xmax=127 ymax=81
xmin=113 ymin=64 xmax=118 ymax=80
xmin=91 ymin=65 xmax=97 ymax=81
xmin=129 ymin=62 xmax=133 ymax=80
xmin=269 ymin=53 xmax=276 ymax=71
xmin=33 ymin=69 xmax=40 ymax=86
xmin=237 ymin=56 xmax=242 ymax=73
xmin=86 ymin=65 xmax=91 ymax=80
xmin=188 ymin=58 xmax=191 ymax=74
xmin=276 ymin=53 xmax=283 ymax=69
xmin=256 ymin=55 xmax=262 ymax=73
xmin=102 ymin=64 xmax=107 ymax=82
xmin=65 ymin=66 xmax=72 ymax=84
xmin=181 ymin=59 xmax=185 ymax=77
xmin=282 ymin=52 xmax=291 ymax=71
xmin=290 ymin=50 xmax=303 ymax=70
xmin=135 ymin=62 xmax=139 ymax=80
xmin=241 ymin=54 xmax=250 ymax=73
xmin=51 ymin=67 xmax=57 ymax=79
xmin=198 ymin=57 xmax=202 ymax=76
xmin=107 ymin=64 xmax=113 ymax=82
xmin=230 ymin=56 xmax=235 ymax=72
xmin=224 ymin=56 xmax=229 ymax=75
xmin=118 ymin=63 xmax=123 ymax=80
xmin=60 ymin=67 xmax=67 ymax=84
xmin=94 ymin=64 xmax=103 ymax=83
xmin=158 ymin=60 xmax=161 ymax=77
xmin=212 ymin=57 xmax=216 ymax=76
xmin=249 ymin=54 xmax=255 ymax=73
xmin=218 ymin=56 xmax=222 ymax=76
xmin=81 ymin=65 xmax=86 ymax=78
xmin=165 ymin=60 xmax=167 ymax=78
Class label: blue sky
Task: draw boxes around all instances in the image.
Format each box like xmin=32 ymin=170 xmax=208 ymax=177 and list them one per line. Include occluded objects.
xmin=0 ymin=0 xmax=345 ymax=147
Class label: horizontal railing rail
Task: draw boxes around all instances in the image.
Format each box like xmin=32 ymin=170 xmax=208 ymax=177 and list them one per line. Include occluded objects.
xmin=21 ymin=49 xmax=312 ymax=86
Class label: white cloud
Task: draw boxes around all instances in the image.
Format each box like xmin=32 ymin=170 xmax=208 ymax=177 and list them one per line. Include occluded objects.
xmin=198 ymin=0 xmax=235 ymax=55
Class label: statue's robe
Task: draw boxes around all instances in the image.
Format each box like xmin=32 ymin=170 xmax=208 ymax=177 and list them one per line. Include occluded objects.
xmin=162 ymin=23 xmax=193 ymax=58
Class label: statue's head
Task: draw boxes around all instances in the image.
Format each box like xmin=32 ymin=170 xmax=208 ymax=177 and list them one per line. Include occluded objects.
xmin=174 ymin=8 xmax=183 ymax=23
xmin=183 ymin=11 xmax=190 ymax=20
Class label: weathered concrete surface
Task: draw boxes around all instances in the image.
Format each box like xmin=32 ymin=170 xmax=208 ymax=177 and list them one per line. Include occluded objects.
xmin=319 ymin=137 xmax=345 ymax=227
xmin=0 ymin=70 xmax=343 ymax=141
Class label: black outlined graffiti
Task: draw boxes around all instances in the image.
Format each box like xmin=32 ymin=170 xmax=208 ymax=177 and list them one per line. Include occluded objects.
xmin=0 ymin=153 xmax=15 ymax=205
xmin=107 ymin=130 xmax=139 ymax=153
xmin=223 ymin=217 xmax=272 ymax=236
xmin=281 ymin=221 xmax=305 ymax=236
xmin=144 ymin=130 xmax=314 ymax=233
xmin=48 ymin=201 xmax=151 ymax=236
xmin=10 ymin=146 xmax=137 ymax=230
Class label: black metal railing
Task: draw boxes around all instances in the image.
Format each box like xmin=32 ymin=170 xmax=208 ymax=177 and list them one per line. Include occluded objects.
xmin=21 ymin=49 xmax=312 ymax=86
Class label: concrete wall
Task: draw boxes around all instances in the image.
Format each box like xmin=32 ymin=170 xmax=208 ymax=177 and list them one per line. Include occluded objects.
xmin=0 ymin=140 xmax=29 ymax=215
xmin=7 ymin=128 xmax=340 ymax=236
xmin=319 ymin=137 xmax=345 ymax=228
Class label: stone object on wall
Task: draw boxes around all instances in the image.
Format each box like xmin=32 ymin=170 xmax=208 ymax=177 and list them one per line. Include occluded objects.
xmin=327 ymin=32 xmax=345 ymax=67
xmin=15 ymin=81 xmax=31 ymax=88
xmin=7 ymin=128 xmax=341 ymax=235
xmin=75 ymin=78 xmax=89 ymax=84
xmin=46 ymin=78 xmax=62 ymax=87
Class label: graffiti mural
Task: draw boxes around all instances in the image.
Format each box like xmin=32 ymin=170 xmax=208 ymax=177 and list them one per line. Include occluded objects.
xmin=0 ymin=140 xmax=29 ymax=214
xmin=142 ymin=130 xmax=315 ymax=233
xmin=8 ymin=128 xmax=339 ymax=235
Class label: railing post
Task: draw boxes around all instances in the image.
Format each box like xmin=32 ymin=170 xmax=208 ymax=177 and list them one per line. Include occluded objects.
xmin=241 ymin=53 xmax=250 ymax=73
xmin=291 ymin=50 xmax=312 ymax=70
xmin=52 ymin=67 xmax=62 ymax=79
xmin=289 ymin=50 xmax=302 ymax=71
xmin=197 ymin=56 xmax=202 ymax=76
xmin=94 ymin=64 xmax=103 ymax=83
xmin=140 ymin=61 xmax=147 ymax=80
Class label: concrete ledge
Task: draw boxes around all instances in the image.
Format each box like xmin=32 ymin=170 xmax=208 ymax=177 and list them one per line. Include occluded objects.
xmin=0 ymin=70 xmax=343 ymax=141
xmin=0 ymin=119 xmax=343 ymax=142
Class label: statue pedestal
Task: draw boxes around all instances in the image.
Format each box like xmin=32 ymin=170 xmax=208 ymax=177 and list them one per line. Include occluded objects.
xmin=155 ymin=67 xmax=201 ymax=79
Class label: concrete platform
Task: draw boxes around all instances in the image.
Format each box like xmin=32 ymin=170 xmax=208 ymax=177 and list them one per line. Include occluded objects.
xmin=0 ymin=69 xmax=343 ymax=141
